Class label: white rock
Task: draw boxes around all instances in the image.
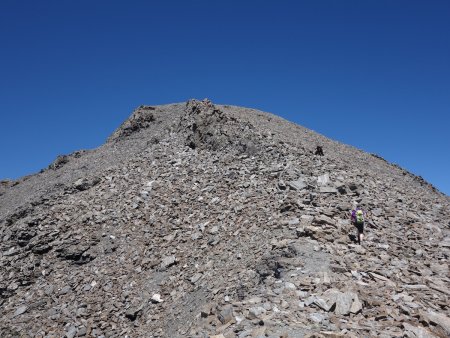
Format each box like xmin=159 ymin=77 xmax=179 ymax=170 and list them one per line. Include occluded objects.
xmin=285 ymin=282 xmax=296 ymax=290
xmin=151 ymin=294 xmax=163 ymax=303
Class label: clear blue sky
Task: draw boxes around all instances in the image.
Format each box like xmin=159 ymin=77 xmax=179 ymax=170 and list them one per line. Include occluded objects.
xmin=1 ymin=1 xmax=449 ymax=195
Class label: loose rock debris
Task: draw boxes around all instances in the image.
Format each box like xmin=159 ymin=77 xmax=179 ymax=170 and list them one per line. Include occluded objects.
xmin=0 ymin=99 xmax=449 ymax=337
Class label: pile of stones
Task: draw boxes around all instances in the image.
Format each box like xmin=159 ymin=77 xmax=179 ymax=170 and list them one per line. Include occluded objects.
xmin=0 ymin=99 xmax=448 ymax=338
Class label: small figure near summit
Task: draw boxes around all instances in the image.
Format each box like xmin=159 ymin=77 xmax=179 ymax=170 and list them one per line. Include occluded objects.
xmin=351 ymin=204 xmax=367 ymax=245
xmin=315 ymin=145 xmax=324 ymax=156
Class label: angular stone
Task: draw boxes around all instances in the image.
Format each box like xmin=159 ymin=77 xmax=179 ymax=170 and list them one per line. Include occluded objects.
xmin=14 ymin=305 xmax=28 ymax=316
xmin=288 ymin=179 xmax=307 ymax=190
xmin=151 ymin=294 xmax=163 ymax=303
xmin=309 ymin=312 xmax=326 ymax=323
xmin=250 ymin=327 xmax=266 ymax=337
xmin=248 ymin=306 xmax=266 ymax=319
xmin=190 ymin=273 xmax=203 ymax=284
xmin=59 ymin=285 xmax=71 ymax=295
xmin=317 ymin=174 xmax=330 ymax=186
xmin=319 ymin=186 xmax=338 ymax=193
xmin=218 ymin=305 xmax=233 ymax=324
xmin=125 ymin=305 xmax=143 ymax=321
xmin=314 ymin=215 xmax=334 ymax=225
xmin=66 ymin=325 xmax=77 ymax=338
xmin=208 ymin=225 xmax=220 ymax=234
xmin=73 ymin=177 xmax=100 ymax=191
xmin=3 ymin=247 xmax=18 ymax=256
xmin=350 ymin=294 xmax=363 ymax=314
xmin=160 ymin=255 xmax=177 ymax=269
xmin=77 ymin=326 xmax=87 ymax=337
xmin=335 ymin=292 xmax=354 ymax=315
xmin=368 ymin=271 xmax=389 ymax=281
xmin=288 ymin=218 xmax=300 ymax=226
xmin=284 ymin=282 xmax=296 ymax=290
xmin=309 ymin=295 xmax=332 ymax=311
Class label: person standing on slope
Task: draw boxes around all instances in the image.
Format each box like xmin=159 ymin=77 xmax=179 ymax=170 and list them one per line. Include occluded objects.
xmin=351 ymin=205 xmax=367 ymax=245
xmin=315 ymin=145 xmax=324 ymax=156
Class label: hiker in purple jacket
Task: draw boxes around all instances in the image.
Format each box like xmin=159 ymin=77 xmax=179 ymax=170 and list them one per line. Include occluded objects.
xmin=351 ymin=205 xmax=366 ymax=245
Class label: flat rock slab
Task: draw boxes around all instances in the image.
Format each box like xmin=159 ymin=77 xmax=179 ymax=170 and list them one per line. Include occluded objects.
xmin=311 ymin=289 xmax=362 ymax=315
xmin=288 ymin=179 xmax=307 ymax=190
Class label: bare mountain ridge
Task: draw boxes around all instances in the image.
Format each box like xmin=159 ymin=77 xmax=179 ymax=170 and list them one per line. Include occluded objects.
xmin=0 ymin=99 xmax=449 ymax=337
xmin=0 ymin=99 xmax=442 ymax=212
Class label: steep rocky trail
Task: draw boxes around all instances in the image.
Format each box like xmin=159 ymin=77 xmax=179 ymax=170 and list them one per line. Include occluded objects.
xmin=0 ymin=99 xmax=449 ymax=338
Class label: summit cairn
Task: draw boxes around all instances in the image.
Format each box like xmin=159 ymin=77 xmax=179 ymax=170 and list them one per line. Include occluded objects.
xmin=0 ymin=100 xmax=449 ymax=337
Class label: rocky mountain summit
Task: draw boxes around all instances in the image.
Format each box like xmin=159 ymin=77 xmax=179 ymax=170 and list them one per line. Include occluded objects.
xmin=1 ymin=99 xmax=449 ymax=338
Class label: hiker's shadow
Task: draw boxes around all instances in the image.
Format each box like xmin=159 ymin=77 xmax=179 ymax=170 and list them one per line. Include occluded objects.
xmin=348 ymin=234 xmax=358 ymax=244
